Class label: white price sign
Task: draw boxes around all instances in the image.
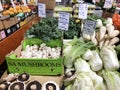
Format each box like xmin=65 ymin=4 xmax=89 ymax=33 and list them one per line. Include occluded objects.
xmin=79 ymin=4 xmax=88 ymax=19
xmin=0 ymin=1 xmax=3 ymax=11
xmin=27 ymin=0 xmax=30 ymax=3
xmin=56 ymin=0 xmax=61 ymax=2
xmin=22 ymin=0 xmax=27 ymax=6
xmin=58 ymin=12 xmax=70 ymax=31
xmin=78 ymin=0 xmax=84 ymax=3
xmin=94 ymin=10 xmax=103 ymax=17
xmin=38 ymin=3 xmax=46 ymax=18
xmin=83 ymin=20 xmax=96 ymax=35
xmin=10 ymin=0 xmax=16 ymax=8
xmin=104 ymin=0 xmax=114 ymax=8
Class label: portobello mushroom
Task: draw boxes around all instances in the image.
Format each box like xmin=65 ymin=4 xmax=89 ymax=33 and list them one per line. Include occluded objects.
xmin=0 ymin=81 xmax=10 ymax=90
xmin=42 ymin=81 xmax=59 ymax=90
xmin=17 ymin=73 xmax=30 ymax=83
xmin=9 ymin=81 xmax=25 ymax=90
xmin=26 ymin=80 xmax=42 ymax=90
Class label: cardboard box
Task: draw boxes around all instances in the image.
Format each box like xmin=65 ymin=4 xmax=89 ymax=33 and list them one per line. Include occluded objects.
xmin=3 ymin=17 xmax=17 ymax=29
xmin=38 ymin=0 xmax=55 ymax=10
xmin=6 ymin=38 xmax=64 ymax=75
xmin=0 ymin=21 xmax=4 ymax=30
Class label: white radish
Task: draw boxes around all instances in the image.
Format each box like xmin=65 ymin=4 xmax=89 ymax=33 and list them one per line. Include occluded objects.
xmin=106 ymin=24 xmax=115 ymax=36
xmin=104 ymin=39 xmax=110 ymax=46
xmin=95 ymin=31 xmax=99 ymax=42
xmin=92 ymin=37 xmax=98 ymax=45
xmin=109 ymin=37 xmax=120 ymax=45
xmin=107 ymin=18 xmax=113 ymax=25
xmin=109 ymin=30 xmax=120 ymax=38
xmin=82 ymin=33 xmax=91 ymax=41
xmin=99 ymin=40 xmax=105 ymax=49
xmin=104 ymin=34 xmax=108 ymax=39
xmin=96 ymin=19 xmax=103 ymax=28
xmin=99 ymin=26 xmax=106 ymax=41
xmin=90 ymin=31 xmax=96 ymax=40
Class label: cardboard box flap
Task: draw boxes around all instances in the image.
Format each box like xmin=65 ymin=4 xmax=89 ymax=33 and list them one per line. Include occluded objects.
xmin=38 ymin=0 xmax=55 ymax=10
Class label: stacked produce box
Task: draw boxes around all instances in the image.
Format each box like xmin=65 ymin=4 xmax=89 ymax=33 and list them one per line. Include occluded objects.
xmin=0 ymin=5 xmax=37 ymax=41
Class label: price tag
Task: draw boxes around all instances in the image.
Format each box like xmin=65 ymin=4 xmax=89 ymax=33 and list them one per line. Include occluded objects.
xmin=22 ymin=0 xmax=27 ymax=6
xmin=94 ymin=10 xmax=103 ymax=17
xmin=35 ymin=0 xmax=38 ymax=5
xmin=56 ymin=0 xmax=61 ymax=2
xmin=38 ymin=3 xmax=46 ymax=18
xmin=104 ymin=0 xmax=114 ymax=8
xmin=78 ymin=0 xmax=84 ymax=3
xmin=58 ymin=12 xmax=70 ymax=31
xmin=83 ymin=20 xmax=96 ymax=35
xmin=0 ymin=1 xmax=3 ymax=11
xmin=27 ymin=0 xmax=30 ymax=3
xmin=17 ymin=24 xmax=20 ymax=28
xmin=10 ymin=0 xmax=16 ymax=8
xmin=1 ymin=31 xmax=6 ymax=39
xmin=79 ymin=4 xmax=88 ymax=19
xmin=7 ymin=29 xmax=11 ymax=34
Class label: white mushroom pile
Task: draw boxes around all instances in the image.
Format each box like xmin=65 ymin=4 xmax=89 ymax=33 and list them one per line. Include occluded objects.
xmin=20 ymin=43 xmax=61 ymax=59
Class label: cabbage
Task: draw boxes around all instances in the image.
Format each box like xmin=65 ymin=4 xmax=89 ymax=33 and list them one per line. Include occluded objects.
xmin=82 ymin=49 xmax=93 ymax=60
xmin=100 ymin=46 xmax=119 ymax=70
xmin=89 ymin=50 xmax=103 ymax=71
xmin=64 ymin=37 xmax=96 ymax=69
xmin=89 ymin=71 xmax=107 ymax=90
xmin=74 ymin=58 xmax=92 ymax=73
xmin=65 ymin=84 xmax=73 ymax=90
xmin=102 ymin=70 xmax=120 ymax=90
xmin=73 ymin=73 xmax=95 ymax=90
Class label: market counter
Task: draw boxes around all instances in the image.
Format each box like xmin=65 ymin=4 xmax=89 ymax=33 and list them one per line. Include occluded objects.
xmin=0 ymin=15 xmax=40 ymax=65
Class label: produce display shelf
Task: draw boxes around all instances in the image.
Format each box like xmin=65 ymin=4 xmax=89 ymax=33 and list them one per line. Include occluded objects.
xmin=0 ymin=15 xmax=40 ymax=65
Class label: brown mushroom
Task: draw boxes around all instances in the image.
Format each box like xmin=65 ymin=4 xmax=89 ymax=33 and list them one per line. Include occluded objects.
xmin=0 ymin=83 xmax=6 ymax=89
xmin=17 ymin=73 xmax=30 ymax=83
xmin=26 ymin=80 xmax=42 ymax=90
xmin=9 ymin=81 xmax=24 ymax=90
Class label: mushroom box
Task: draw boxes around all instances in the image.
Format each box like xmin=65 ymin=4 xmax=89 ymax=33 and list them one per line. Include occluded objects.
xmin=6 ymin=38 xmax=64 ymax=75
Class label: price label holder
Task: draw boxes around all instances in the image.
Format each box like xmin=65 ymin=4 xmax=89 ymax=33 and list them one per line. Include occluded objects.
xmin=27 ymin=0 xmax=30 ymax=3
xmin=78 ymin=4 xmax=88 ymax=19
xmin=56 ymin=0 xmax=61 ymax=2
xmin=10 ymin=0 xmax=16 ymax=8
xmin=82 ymin=20 xmax=96 ymax=35
xmin=78 ymin=0 xmax=84 ymax=3
xmin=58 ymin=12 xmax=70 ymax=31
xmin=38 ymin=3 xmax=46 ymax=18
xmin=1 ymin=31 xmax=6 ymax=39
xmin=103 ymin=0 xmax=114 ymax=8
xmin=0 ymin=1 xmax=3 ymax=11
xmin=94 ymin=10 xmax=103 ymax=17
xmin=22 ymin=0 xmax=27 ymax=6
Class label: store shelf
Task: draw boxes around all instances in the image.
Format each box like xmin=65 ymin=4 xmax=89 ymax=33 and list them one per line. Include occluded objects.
xmin=0 ymin=15 xmax=40 ymax=65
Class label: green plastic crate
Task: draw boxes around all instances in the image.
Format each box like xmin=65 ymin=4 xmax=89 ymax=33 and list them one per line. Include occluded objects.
xmin=6 ymin=38 xmax=64 ymax=75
